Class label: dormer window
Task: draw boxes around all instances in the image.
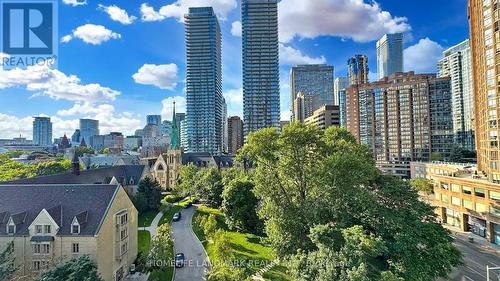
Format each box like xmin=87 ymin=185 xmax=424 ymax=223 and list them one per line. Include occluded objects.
xmin=71 ymin=217 xmax=80 ymax=235
xmin=7 ymin=218 xmax=15 ymax=235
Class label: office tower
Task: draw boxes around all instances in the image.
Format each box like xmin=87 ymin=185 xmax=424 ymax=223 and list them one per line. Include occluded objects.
xmin=376 ymin=33 xmax=404 ymax=80
xmin=438 ymin=39 xmax=475 ymax=152
xmin=146 ymin=115 xmax=162 ymax=127
xmin=346 ymin=72 xmax=452 ymax=178
xmin=242 ymin=0 xmax=280 ymax=137
xmin=32 ymin=117 xmax=52 ymax=146
xmin=160 ymin=121 xmax=172 ymax=137
xmin=79 ymin=119 xmax=99 ymax=147
xmin=293 ymin=92 xmax=320 ymax=123
xmin=71 ymin=129 xmax=81 ymax=143
xmin=304 ymin=105 xmax=340 ymax=131
xmin=290 ymin=65 xmax=334 ymax=119
xmin=228 ymin=116 xmax=244 ymax=155
xmin=347 ymin=55 xmax=369 ymax=85
xmin=185 ymin=7 xmax=223 ymax=154
xmin=222 ymin=99 xmax=228 ymax=153
xmin=334 ymin=77 xmax=349 ymax=106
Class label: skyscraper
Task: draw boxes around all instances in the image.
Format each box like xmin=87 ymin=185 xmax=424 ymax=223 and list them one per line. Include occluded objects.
xmin=376 ymin=33 xmax=404 ymax=80
xmin=79 ymin=119 xmax=99 ymax=148
xmin=438 ymin=39 xmax=475 ymax=152
xmin=242 ymin=0 xmax=280 ymax=137
xmin=347 ymin=55 xmax=369 ymax=85
xmin=222 ymin=99 xmax=228 ymax=153
xmin=146 ymin=115 xmax=162 ymax=127
xmin=228 ymin=116 xmax=244 ymax=155
xmin=293 ymin=92 xmax=319 ymax=123
xmin=33 ymin=117 xmax=52 ymax=146
xmin=290 ymin=64 xmax=334 ymax=113
xmin=334 ymin=77 xmax=349 ymax=106
xmin=185 ymin=7 xmax=223 ymax=154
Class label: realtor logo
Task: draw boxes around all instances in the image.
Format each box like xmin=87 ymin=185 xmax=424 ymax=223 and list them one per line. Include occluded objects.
xmin=0 ymin=0 xmax=57 ymax=69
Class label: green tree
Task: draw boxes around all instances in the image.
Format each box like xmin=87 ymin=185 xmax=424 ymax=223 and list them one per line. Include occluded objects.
xmin=410 ymin=178 xmax=434 ymax=195
xmin=148 ymin=224 xmax=174 ymax=270
xmin=202 ymin=214 xmax=218 ymax=238
xmin=35 ymin=256 xmax=103 ymax=281
xmin=99 ymin=148 xmax=110 ymax=154
xmin=74 ymin=147 xmax=95 ymax=157
xmin=197 ymin=168 xmax=224 ymax=208
xmin=449 ymin=145 xmax=476 ymax=163
xmin=176 ymin=163 xmax=199 ymax=197
xmin=221 ymin=177 xmax=262 ymax=233
xmin=239 ymin=123 xmax=462 ymax=280
xmin=0 ymin=242 xmax=16 ymax=280
xmin=137 ymin=177 xmax=162 ymax=210
xmin=32 ymin=160 xmax=72 ymax=176
xmin=430 ymin=152 xmax=443 ymax=161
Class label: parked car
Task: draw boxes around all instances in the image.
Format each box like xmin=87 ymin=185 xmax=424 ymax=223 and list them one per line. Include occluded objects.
xmin=173 ymin=212 xmax=181 ymax=221
xmin=175 ymin=253 xmax=185 ymax=268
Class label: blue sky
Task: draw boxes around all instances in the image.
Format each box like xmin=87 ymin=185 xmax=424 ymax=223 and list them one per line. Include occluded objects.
xmin=0 ymin=0 xmax=469 ymax=139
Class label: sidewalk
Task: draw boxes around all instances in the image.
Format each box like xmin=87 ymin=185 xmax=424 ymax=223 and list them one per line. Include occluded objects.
xmin=445 ymin=225 xmax=500 ymax=255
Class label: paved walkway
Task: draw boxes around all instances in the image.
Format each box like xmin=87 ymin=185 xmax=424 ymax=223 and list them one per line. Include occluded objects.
xmin=172 ymin=206 xmax=209 ymax=281
xmin=138 ymin=211 xmax=164 ymax=239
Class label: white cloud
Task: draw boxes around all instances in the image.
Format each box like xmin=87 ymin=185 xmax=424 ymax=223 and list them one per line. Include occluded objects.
xmin=98 ymin=4 xmax=137 ymax=25
xmin=0 ymin=65 xmax=119 ymax=103
xmin=279 ymin=44 xmax=326 ymax=65
xmin=161 ymin=96 xmax=186 ymax=120
xmin=223 ymin=88 xmax=243 ymax=117
xmin=404 ymin=38 xmax=444 ymax=73
xmin=0 ymin=114 xmax=33 ymax=139
xmin=231 ymin=21 xmax=242 ymax=37
xmin=62 ymin=24 xmax=121 ymax=45
xmin=57 ymin=102 xmax=115 ymax=117
xmin=62 ymin=0 xmax=86 ymax=6
xmin=278 ymin=0 xmax=411 ymax=43
xmin=132 ymin=64 xmax=179 ymax=90
xmin=140 ymin=0 xmax=237 ymax=22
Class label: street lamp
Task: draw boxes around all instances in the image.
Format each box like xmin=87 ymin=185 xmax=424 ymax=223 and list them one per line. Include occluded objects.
xmin=487 ymin=265 xmax=500 ymax=281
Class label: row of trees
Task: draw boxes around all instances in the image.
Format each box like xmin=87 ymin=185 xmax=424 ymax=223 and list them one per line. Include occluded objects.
xmin=229 ymin=123 xmax=462 ymax=281
xmin=0 ymin=153 xmax=72 ymax=182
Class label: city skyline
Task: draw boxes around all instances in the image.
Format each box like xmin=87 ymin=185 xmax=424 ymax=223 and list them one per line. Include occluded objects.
xmin=0 ymin=0 xmax=468 ymax=139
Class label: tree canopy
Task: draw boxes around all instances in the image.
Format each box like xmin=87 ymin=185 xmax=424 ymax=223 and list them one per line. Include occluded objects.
xmin=35 ymin=256 xmax=103 ymax=281
xmin=239 ymin=122 xmax=462 ymax=280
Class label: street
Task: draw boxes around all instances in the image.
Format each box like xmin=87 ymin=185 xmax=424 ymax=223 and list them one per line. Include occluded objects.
xmin=172 ymin=206 xmax=209 ymax=281
xmin=445 ymin=233 xmax=500 ymax=281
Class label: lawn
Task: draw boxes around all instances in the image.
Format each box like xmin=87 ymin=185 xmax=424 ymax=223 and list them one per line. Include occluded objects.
xmin=263 ymin=265 xmax=292 ymax=281
xmin=138 ymin=230 xmax=151 ymax=254
xmin=192 ymin=206 xmax=276 ymax=277
xmin=158 ymin=205 xmax=182 ymax=226
xmin=138 ymin=210 xmax=158 ymax=227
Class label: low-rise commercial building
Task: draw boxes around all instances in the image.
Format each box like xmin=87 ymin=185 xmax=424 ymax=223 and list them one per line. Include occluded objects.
xmin=304 ymin=105 xmax=340 ymax=130
xmin=411 ymin=162 xmax=500 ymax=245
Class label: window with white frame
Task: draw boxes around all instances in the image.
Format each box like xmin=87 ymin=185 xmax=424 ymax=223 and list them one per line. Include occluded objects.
xmin=71 ymin=217 xmax=80 ymax=234
xmin=35 ymin=225 xmax=43 ymax=234
xmin=72 ymin=243 xmax=79 ymax=253
xmin=7 ymin=220 xmax=15 ymax=235
xmin=44 ymin=225 xmax=51 ymax=234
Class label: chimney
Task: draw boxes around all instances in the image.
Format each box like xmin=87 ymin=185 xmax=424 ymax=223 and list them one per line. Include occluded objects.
xmin=72 ymin=151 xmax=80 ymax=176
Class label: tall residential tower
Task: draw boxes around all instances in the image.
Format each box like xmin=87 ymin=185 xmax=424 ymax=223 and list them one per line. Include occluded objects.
xmin=185 ymin=7 xmax=223 ymax=154
xmin=376 ymin=33 xmax=404 ymax=80
xmin=32 ymin=117 xmax=52 ymax=146
xmin=347 ymin=55 xmax=369 ymax=85
xmin=79 ymin=119 xmax=99 ymax=148
xmin=242 ymin=0 xmax=280 ymax=137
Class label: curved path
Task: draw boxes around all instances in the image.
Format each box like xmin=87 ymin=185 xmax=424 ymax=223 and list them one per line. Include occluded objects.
xmin=138 ymin=211 xmax=164 ymax=239
xmin=172 ymin=206 xmax=210 ymax=281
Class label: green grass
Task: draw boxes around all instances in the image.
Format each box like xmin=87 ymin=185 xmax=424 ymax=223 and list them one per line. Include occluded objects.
xmin=138 ymin=230 xmax=151 ymax=254
xmin=138 ymin=210 xmax=158 ymax=227
xmin=192 ymin=206 xmax=276 ymax=277
xmin=263 ymin=265 xmax=292 ymax=281
xmin=149 ymin=269 xmax=173 ymax=281
xmin=158 ymin=205 xmax=182 ymax=226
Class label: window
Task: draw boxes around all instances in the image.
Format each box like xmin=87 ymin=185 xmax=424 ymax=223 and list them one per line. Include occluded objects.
xmin=491 ymin=205 xmax=500 ymax=215
xmin=42 ymin=244 xmax=50 ymax=254
xmin=44 ymin=225 xmax=51 ymax=234
xmin=475 ymin=188 xmax=486 ymax=198
xmin=451 ymin=184 xmax=460 ymax=193
xmin=120 ymin=228 xmax=128 ymax=240
xmin=33 ymin=261 xmax=41 ymax=271
xmin=440 ymin=182 xmax=449 ymax=190
xmin=72 ymin=224 xmax=80 ymax=234
xmin=435 ymin=193 xmax=441 ymax=200
xmin=442 ymin=195 xmax=449 ymax=203
xmin=33 ymin=244 xmax=41 ymax=254
xmin=476 ymin=203 xmax=488 ymax=212
xmin=463 ymin=200 xmax=473 ymax=209
xmin=463 ymin=186 xmax=472 ymax=195
xmin=119 ymin=213 xmax=128 ymax=225
xmin=72 ymin=243 xmax=79 ymax=253
xmin=490 ymin=190 xmax=500 ymax=201
xmin=35 ymin=225 xmax=43 ymax=234
xmin=7 ymin=224 xmax=15 ymax=235
xmin=451 ymin=197 xmax=461 ymax=206
xmin=120 ymin=242 xmax=128 ymax=255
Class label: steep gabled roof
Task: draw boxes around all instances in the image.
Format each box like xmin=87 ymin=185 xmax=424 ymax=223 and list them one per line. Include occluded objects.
xmin=0 ymin=184 xmax=120 ymax=236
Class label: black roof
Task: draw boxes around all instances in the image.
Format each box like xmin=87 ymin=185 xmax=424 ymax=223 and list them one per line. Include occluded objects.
xmin=181 ymin=152 xmax=235 ymax=168
xmin=2 ymin=165 xmax=146 ymax=186
xmin=0 ymin=184 xmax=120 ymax=236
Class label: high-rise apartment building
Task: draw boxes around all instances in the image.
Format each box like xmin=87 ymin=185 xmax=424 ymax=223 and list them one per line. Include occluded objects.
xmin=346 ymin=72 xmax=453 ymax=178
xmin=33 ymin=117 xmax=52 ymax=146
xmin=242 ymin=0 xmax=280 ymax=137
xmin=293 ymin=92 xmax=320 ymax=123
xmin=347 ymin=55 xmax=369 ymax=85
xmin=335 ymin=77 xmax=350 ymax=127
xmin=79 ymin=119 xmax=99 ymax=148
xmin=438 ymin=39 xmax=475 ymax=152
xmin=146 ymin=115 xmax=162 ymax=127
xmin=334 ymin=77 xmax=349 ymax=106
xmin=185 ymin=7 xmax=223 ymax=154
xmin=228 ymin=116 xmax=244 ymax=155
xmin=376 ymin=33 xmax=404 ymax=80
xmin=222 ymin=99 xmax=228 ymax=153
xmin=290 ymin=64 xmax=334 ymax=121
